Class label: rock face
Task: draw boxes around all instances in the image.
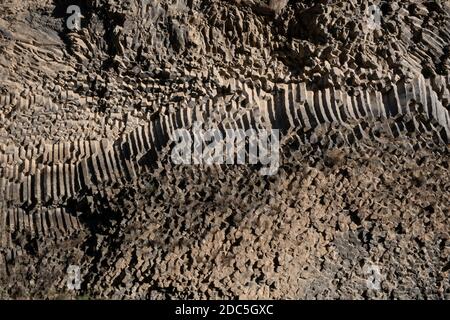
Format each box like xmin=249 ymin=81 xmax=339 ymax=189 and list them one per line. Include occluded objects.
xmin=0 ymin=0 xmax=449 ymax=299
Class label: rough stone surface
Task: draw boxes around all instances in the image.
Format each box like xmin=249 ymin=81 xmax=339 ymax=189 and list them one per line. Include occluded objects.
xmin=0 ymin=0 xmax=449 ymax=299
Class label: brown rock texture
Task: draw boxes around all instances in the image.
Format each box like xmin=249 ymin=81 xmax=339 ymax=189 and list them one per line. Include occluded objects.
xmin=0 ymin=0 xmax=449 ymax=299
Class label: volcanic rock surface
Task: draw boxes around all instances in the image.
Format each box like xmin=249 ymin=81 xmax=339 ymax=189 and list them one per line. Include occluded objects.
xmin=0 ymin=0 xmax=449 ymax=299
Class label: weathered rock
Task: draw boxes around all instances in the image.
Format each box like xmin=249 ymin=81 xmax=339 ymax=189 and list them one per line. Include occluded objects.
xmin=0 ymin=0 xmax=449 ymax=300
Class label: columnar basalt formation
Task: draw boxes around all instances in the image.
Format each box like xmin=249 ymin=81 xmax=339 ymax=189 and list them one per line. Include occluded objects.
xmin=0 ymin=0 xmax=449 ymax=299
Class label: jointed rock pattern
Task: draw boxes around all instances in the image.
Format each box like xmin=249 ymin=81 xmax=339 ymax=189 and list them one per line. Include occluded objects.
xmin=0 ymin=0 xmax=449 ymax=299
